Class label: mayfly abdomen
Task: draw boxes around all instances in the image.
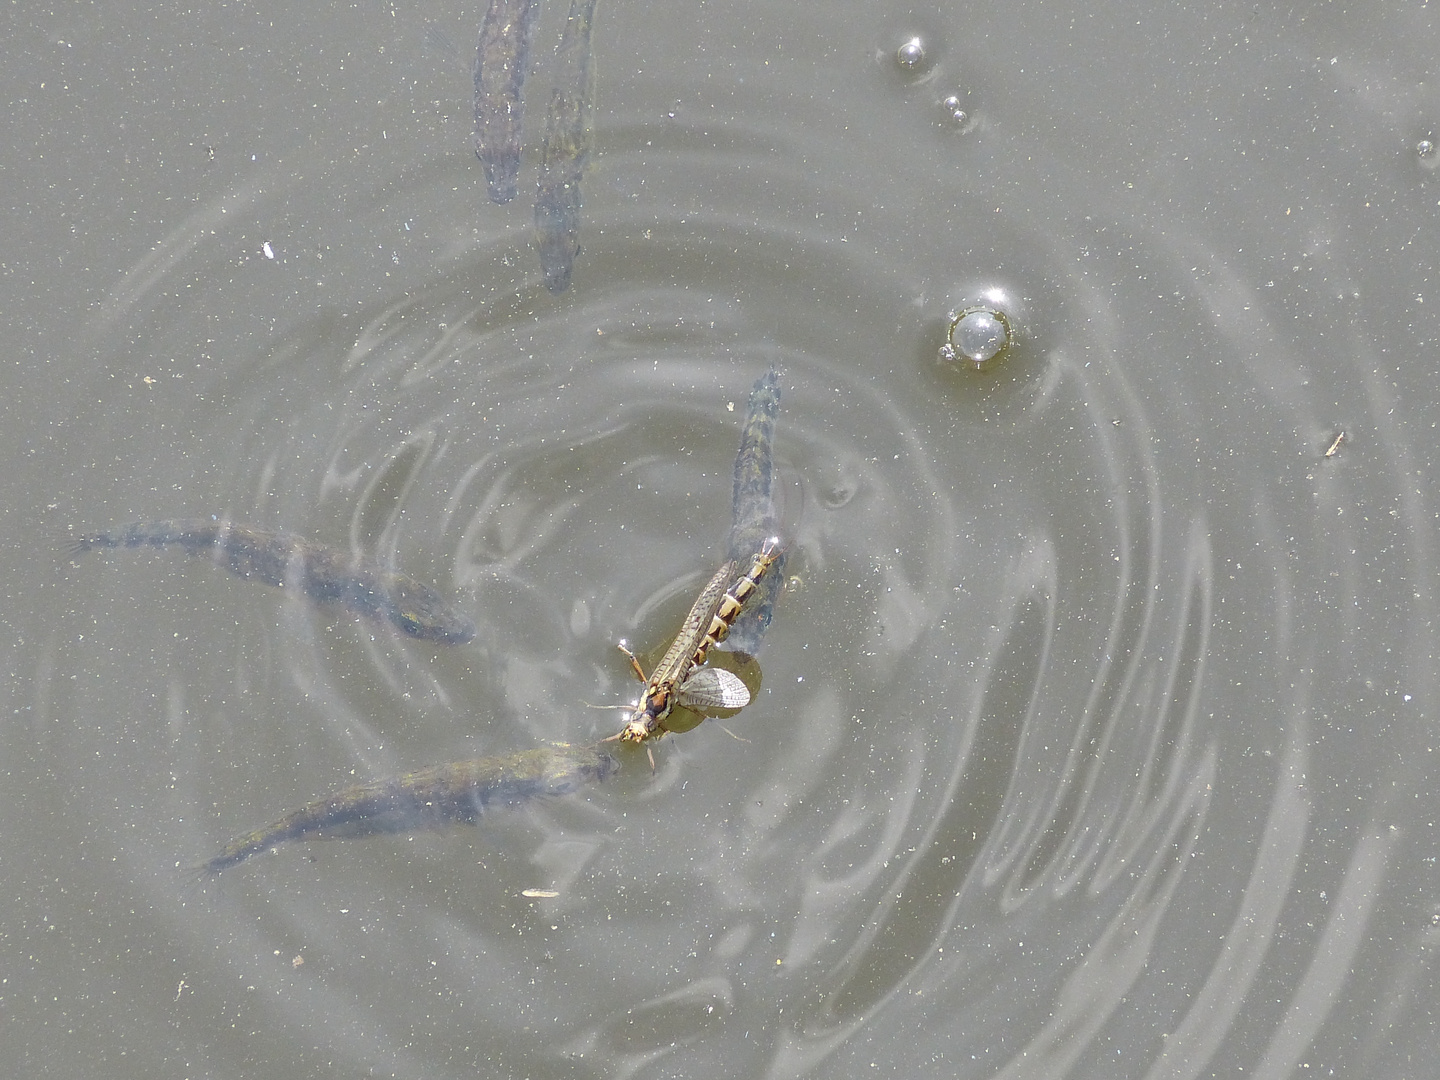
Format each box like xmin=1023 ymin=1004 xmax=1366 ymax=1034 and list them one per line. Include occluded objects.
xmin=689 ymin=537 xmax=784 ymax=670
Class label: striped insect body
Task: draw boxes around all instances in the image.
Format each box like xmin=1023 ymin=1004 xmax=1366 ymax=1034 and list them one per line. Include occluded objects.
xmin=689 ymin=537 xmax=783 ymax=671
xmin=606 ymin=537 xmax=783 ymax=748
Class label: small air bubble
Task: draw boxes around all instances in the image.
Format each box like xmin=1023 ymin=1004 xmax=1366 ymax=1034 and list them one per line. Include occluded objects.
xmin=1418 ymin=138 xmax=1435 ymax=159
xmin=940 ymin=94 xmax=970 ymax=129
xmin=940 ymin=307 xmax=1013 ymax=369
xmin=896 ymin=37 xmax=926 ymax=70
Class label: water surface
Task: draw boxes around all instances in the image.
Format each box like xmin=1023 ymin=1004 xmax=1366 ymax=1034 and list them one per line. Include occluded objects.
xmin=3 ymin=2 xmax=1438 ymax=1077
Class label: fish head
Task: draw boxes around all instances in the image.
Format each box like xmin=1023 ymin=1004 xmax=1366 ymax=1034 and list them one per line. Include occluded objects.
xmin=387 ymin=579 xmax=477 ymax=643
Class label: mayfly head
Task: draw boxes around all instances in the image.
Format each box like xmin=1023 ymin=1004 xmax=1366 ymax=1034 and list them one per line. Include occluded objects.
xmin=604 ymin=690 xmax=666 ymax=745
xmin=616 ymin=718 xmax=651 ymax=743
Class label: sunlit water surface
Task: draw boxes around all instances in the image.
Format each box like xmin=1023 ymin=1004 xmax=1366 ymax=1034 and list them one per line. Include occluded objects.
xmin=4 ymin=2 xmax=1439 ymax=1078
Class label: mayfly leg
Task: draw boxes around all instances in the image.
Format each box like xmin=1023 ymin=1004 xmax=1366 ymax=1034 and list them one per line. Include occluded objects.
xmin=616 ymin=640 xmax=648 ymax=684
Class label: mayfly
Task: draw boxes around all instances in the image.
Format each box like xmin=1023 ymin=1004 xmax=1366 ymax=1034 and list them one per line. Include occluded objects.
xmin=192 ymin=743 xmax=616 ymax=875
xmin=605 ymin=537 xmax=784 ymax=752
xmin=68 ymin=518 xmax=476 ymax=644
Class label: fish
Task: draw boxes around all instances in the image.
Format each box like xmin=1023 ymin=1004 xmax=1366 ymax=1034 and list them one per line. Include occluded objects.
xmin=69 ymin=518 xmax=476 ymax=644
xmin=533 ymin=0 xmax=600 ymax=292
xmin=474 ymin=0 xmax=543 ymax=204
xmin=193 ymin=743 xmax=617 ymax=874
xmin=606 ymin=538 xmax=784 ymax=748
xmin=724 ymin=368 xmax=786 ymax=653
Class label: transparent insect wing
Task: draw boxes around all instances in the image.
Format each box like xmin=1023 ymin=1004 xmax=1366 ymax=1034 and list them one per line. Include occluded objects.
xmin=675 ymin=667 xmax=750 ymax=713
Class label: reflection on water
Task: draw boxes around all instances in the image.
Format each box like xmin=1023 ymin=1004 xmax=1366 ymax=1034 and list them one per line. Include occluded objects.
xmin=5 ymin=1 xmax=1440 ymax=1078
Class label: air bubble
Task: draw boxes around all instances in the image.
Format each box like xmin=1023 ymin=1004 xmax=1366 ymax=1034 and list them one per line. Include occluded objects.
xmin=896 ymin=37 xmax=926 ymax=70
xmin=1417 ymin=138 xmax=1435 ymax=159
xmin=940 ymin=94 xmax=971 ymax=130
xmin=939 ymin=307 xmax=1013 ymax=370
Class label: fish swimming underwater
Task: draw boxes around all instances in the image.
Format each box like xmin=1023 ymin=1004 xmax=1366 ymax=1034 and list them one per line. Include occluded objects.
xmin=533 ymin=0 xmax=600 ymax=292
xmin=194 ymin=743 xmax=617 ymax=875
xmin=474 ymin=0 xmax=542 ymax=203
xmin=70 ymin=518 xmax=475 ymax=644
xmin=724 ymin=368 xmax=786 ymax=654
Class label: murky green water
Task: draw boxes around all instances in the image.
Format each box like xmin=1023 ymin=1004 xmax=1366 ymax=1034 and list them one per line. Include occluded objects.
xmin=4 ymin=2 xmax=1438 ymax=1077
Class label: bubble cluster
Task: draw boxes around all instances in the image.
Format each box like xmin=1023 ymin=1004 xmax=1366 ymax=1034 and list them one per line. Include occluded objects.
xmin=940 ymin=94 xmax=970 ymax=130
xmin=939 ymin=306 xmax=1013 ymax=369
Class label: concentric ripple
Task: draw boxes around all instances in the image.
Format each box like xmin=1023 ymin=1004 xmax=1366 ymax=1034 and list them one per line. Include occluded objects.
xmin=7 ymin=3 xmax=1438 ymax=1079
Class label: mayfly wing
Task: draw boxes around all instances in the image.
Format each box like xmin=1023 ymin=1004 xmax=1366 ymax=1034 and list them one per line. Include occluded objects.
xmin=674 ymin=666 xmax=750 ymax=714
xmin=646 ymin=559 xmax=739 ymax=691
